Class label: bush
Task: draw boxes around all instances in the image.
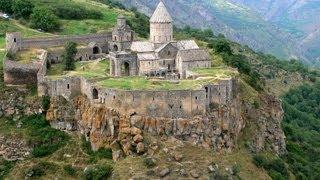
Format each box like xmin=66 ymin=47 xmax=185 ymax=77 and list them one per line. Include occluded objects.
xmin=12 ymin=0 xmax=34 ymax=19
xmin=41 ymin=95 xmax=51 ymax=112
xmin=52 ymin=4 xmax=102 ymax=20
xmin=30 ymin=7 xmax=60 ymax=32
xmin=253 ymin=154 xmax=268 ymax=168
xmin=0 ymin=158 xmax=15 ymax=179
xmin=81 ymin=136 xmax=112 ymax=163
xmin=0 ymin=0 xmax=13 ymax=14
xmin=83 ymin=164 xmax=113 ymax=180
xmin=25 ymin=161 xmax=56 ymax=177
xmin=143 ymin=157 xmax=156 ymax=168
xmin=64 ymin=165 xmax=76 ymax=176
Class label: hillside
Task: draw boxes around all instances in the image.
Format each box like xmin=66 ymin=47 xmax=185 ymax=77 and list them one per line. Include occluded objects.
xmin=0 ymin=0 xmax=320 ymax=179
xmin=118 ymin=0 xmax=320 ymax=66
xmin=229 ymin=0 xmax=320 ymax=66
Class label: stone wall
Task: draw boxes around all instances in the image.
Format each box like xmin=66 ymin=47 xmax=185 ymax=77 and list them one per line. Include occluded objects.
xmin=6 ymin=32 xmax=112 ymax=51
xmin=41 ymin=75 xmax=238 ymax=119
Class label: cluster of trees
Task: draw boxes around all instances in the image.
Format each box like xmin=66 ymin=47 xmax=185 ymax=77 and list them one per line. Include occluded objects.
xmin=281 ymin=82 xmax=320 ymax=179
xmin=210 ymin=39 xmax=265 ymax=91
xmin=0 ymin=0 xmax=103 ymax=32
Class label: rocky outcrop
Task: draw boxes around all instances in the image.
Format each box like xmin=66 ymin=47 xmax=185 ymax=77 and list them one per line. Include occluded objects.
xmin=47 ymin=94 xmax=244 ymax=154
xmin=0 ymin=135 xmax=31 ymax=161
xmin=244 ymin=94 xmax=286 ymax=155
xmin=46 ymin=91 xmax=286 ymax=155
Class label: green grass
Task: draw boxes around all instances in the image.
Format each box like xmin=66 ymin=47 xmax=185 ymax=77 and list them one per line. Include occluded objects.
xmin=48 ymin=59 xmax=109 ymax=79
xmin=97 ymin=76 xmax=223 ymax=90
xmin=192 ymin=66 xmax=238 ymax=78
xmin=0 ymin=50 xmax=5 ymax=69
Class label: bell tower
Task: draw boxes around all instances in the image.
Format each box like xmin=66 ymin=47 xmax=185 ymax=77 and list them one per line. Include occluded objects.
xmin=149 ymin=1 xmax=173 ymax=44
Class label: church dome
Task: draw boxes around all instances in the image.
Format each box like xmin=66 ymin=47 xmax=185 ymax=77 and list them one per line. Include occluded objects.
xmin=150 ymin=1 xmax=173 ymax=23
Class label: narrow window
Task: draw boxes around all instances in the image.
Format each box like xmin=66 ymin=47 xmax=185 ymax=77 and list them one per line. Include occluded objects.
xmin=195 ymin=96 xmax=198 ymax=100
xmin=113 ymin=96 xmax=116 ymax=100
xmin=14 ymin=38 xmax=16 ymax=42
xmin=67 ymin=84 xmax=70 ymax=89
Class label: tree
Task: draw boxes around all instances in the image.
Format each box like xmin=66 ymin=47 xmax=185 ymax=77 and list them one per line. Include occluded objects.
xmin=12 ymin=0 xmax=34 ymax=18
xmin=214 ymin=40 xmax=233 ymax=55
xmin=0 ymin=0 xmax=13 ymax=14
xmin=63 ymin=42 xmax=77 ymax=71
xmin=30 ymin=7 xmax=60 ymax=32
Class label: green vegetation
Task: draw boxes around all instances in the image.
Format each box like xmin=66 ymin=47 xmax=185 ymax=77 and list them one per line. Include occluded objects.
xmin=21 ymin=115 xmax=69 ymax=157
xmin=41 ymin=95 xmax=51 ymax=112
xmin=253 ymin=154 xmax=289 ymax=180
xmin=12 ymin=0 xmax=34 ymax=19
xmin=0 ymin=158 xmax=15 ymax=179
xmin=281 ymin=82 xmax=320 ymax=179
xmin=63 ymin=42 xmax=77 ymax=71
xmin=30 ymin=7 xmax=60 ymax=32
xmin=0 ymin=0 xmax=13 ymax=14
xmin=83 ymin=163 xmax=113 ymax=180
xmin=48 ymin=59 xmax=109 ymax=78
xmin=25 ymin=161 xmax=57 ymax=178
xmin=81 ymin=136 xmax=113 ymax=163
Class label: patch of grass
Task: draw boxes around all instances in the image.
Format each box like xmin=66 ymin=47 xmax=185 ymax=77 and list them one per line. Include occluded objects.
xmin=81 ymin=136 xmax=112 ymax=163
xmin=83 ymin=163 xmax=113 ymax=180
xmin=0 ymin=158 xmax=15 ymax=179
xmin=21 ymin=115 xmax=69 ymax=157
xmin=14 ymin=49 xmax=39 ymax=64
xmin=47 ymin=59 xmax=109 ymax=79
xmin=63 ymin=165 xmax=77 ymax=176
xmin=25 ymin=161 xmax=58 ymax=178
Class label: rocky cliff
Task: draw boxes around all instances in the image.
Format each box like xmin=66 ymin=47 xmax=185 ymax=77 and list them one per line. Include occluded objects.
xmin=46 ymin=90 xmax=286 ymax=158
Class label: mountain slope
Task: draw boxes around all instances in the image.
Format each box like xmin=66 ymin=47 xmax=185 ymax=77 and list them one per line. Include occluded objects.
xmin=228 ymin=0 xmax=320 ymax=65
xmin=118 ymin=0 xmax=319 ymax=65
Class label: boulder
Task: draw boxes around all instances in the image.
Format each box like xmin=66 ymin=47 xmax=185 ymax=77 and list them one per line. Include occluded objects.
xmin=136 ymin=142 xmax=145 ymax=154
xmin=159 ymin=168 xmax=170 ymax=177
xmin=133 ymin=134 xmax=143 ymax=143
xmin=190 ymin=170 xmax=200 ymax=178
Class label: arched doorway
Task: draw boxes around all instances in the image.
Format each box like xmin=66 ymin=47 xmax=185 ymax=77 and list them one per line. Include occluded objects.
xmin=121 ymin=62 xmax=130 ymax=76
xmin=92 ymin=88 xmax=98 ymax=99
xmin=93 ymin=46 xmax=100 ymax=54
xmin=113 ymin=45 xmax=118 ymax=52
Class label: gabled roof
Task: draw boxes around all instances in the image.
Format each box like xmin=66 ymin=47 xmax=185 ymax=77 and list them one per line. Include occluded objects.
xmin=177 ymin=40 xmax=199 ymax=50
xmin=150 ymin=1 xmax=173 ymax=23
xmin=137 ymin=53 xmax=159 ymax=61
xmin=130 ymin=41 xmax=155 ymax=52
xmin=155 ymin=42 xmax=177 ymax=52
xmin=177 ymin=49 xmax=211 ymax=62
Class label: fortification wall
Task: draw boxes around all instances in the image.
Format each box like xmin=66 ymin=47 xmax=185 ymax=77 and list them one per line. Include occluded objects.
xmin=20 ymin=33 xmax=112 ymax=49
xmin=40 ymin=75 xmax=238 ymax=118
xmin=6 ymin=32 xmax=112 ymax=52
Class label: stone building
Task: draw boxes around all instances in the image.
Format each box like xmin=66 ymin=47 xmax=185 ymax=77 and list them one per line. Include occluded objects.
xmin=110 ymin=1 xmax=211 ymax=78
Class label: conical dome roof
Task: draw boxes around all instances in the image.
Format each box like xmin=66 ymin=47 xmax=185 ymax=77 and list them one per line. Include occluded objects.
xmin=150 ymin=1 xmax=173 ymax=23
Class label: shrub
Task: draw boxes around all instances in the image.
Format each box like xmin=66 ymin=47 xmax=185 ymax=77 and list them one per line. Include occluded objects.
xmin=52 ymin=4 xmax=102 ymax=20
xmin=12 ymin=0 xmax=34 ymax=19
xmin=41 ymin=95 xmax=51 ymax=112
xmin=64 ymin=165 xmax=76 ymax=176
xmin=30 ymin=7 xmax=60 ymax=32
xmin=232 ymin=164 xmax=241 ymax=175
xmin=0 ymin=158 xmax=15 ymax=179
xmin=0 ymin=0 xmax=13 ymax=14
xmin=83 ymin=164 xmax=113 ymax=180
xmin=143 ymin=157 xmax=156 ymax=168
xmin=25 ymin=161 xmax=56 ymax=177
xmin=253 ymin=154 xmax=268 ymax=168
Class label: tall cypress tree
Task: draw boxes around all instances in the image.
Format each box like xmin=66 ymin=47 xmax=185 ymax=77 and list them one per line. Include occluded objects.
xmin=63 ymin=42 xmax=77 ymax=71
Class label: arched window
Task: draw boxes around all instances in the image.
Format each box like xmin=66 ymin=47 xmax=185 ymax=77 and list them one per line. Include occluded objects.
xmin=93 ymin=46 xmax=100 ymax=54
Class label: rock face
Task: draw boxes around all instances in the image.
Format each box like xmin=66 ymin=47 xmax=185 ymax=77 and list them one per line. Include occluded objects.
xmin=47 ymin=95 xmax=244 ymax=154
xmin=244 ymin=94 xmax=287 ymax=155
xmin=46 ymin=91 xmax=286 ymax=155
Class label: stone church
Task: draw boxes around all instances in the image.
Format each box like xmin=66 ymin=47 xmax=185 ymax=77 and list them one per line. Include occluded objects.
xmin=110 ymin=1 xmax=211 ymax=79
